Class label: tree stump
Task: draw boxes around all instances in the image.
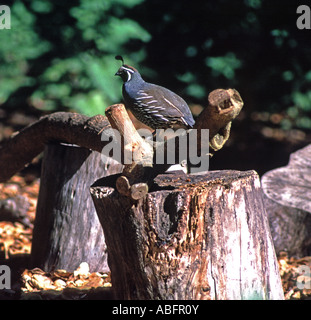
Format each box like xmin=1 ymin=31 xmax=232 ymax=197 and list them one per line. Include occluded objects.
xmin=31 ymin=143 xmax=123 ymax=272
xmin=90 ymin=170 xmax=284 ymax=300
xmin=262 ymin=144 xmax=311 ymax=257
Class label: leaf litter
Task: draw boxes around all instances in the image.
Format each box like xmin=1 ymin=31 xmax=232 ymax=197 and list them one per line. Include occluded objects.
xmin=1 ymin=174 xmax=311 ymax=299
xmin=0 ymin=175 xmax=112 ymax=300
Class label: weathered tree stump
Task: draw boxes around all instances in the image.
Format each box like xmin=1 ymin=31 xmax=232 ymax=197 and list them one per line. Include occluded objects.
xmin=0 ymin=87 xmax=281 ymax=300
xmin=31 ymin=143 xmax=123 ymax=272
xmin=90 ymin=170 xmax=284 ymax=300
xmin=262 ymin=144 xmax=311 ymax=257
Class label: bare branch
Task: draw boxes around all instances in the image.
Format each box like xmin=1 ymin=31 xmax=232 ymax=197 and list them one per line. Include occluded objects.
xmin=0 ymin=88 xmax=243 ymax=187
xmin=0 ymin=112 xmax=110 ymax=182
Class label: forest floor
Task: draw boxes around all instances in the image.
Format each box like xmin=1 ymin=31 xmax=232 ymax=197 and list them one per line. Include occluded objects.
xmin=0 ymin=174 xmax=114 ymax=300
xmin=0 ymin=173 xmax=310 ymax=300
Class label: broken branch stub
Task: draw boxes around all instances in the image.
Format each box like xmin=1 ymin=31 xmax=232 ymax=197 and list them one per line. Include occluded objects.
xmin=194 ymin=88 xmax=243 ymax=154
xmin=105 ymin=104 xmax=153 ymax=199
xmin=104 ymin=89 xmax=243 ymax=199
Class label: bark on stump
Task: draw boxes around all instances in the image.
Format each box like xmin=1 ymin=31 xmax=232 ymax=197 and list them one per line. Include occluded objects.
xmin=90 ymin=169 xmax=284 ymax=300
xmin=262 ymin=144 xmax=311 ymax=257
xmin=31 ymin=143 xmax=123 ymax=272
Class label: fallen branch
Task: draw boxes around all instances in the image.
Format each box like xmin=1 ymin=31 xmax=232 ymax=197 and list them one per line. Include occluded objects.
xmin=106 ymin=89 xmax=244 ymax=199
xmin=195 ymin=88 xmax=243 ymax=152
xmin=0 ymin=112 xmax=110 ymax=182
xmin=0 ymin=89 xmax=243 ymax=186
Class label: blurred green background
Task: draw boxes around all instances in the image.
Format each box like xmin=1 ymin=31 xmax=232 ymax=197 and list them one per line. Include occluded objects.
xmin=0 ymin=0 xmax=311 ymax=173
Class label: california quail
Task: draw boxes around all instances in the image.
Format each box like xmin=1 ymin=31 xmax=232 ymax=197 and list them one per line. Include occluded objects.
xmin=115 ymin=56 xmax=195 ymax=130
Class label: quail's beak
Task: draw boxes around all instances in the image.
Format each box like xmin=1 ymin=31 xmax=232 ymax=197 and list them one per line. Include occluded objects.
xmin=115 ymin=69 xmax=121 ymax=76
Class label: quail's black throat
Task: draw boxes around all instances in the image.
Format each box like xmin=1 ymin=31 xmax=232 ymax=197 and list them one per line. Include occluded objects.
xmin=115 ymin=56 xmax=195 ymax=130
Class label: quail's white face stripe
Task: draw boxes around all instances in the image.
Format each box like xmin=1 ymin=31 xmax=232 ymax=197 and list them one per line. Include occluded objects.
xmin=121 ymin=66 xmax=135 ymax=74
xmin=125 ymin=71 xmax=131 ymax=81
xmin=121 ymin=66 xmax=135 ymax=82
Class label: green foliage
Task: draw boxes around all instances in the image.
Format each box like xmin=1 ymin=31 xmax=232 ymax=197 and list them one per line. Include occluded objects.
xmin=0 ymin=2 xmax=50 ymax=103
xmin=1 ymin=0 xmax=311 ymax=130
xmin=205 ymin=53 xmax=242 ymax=80
xmin=30 ymin=0 xmax=150 ymax=115
xmin=1 ymin=0 xmax=150 ymax=115
xmin=284 ymin=90 xmax=311 ymax=130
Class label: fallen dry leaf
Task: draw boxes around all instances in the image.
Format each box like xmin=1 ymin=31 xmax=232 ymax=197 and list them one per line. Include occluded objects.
xmin=0 ymin=175 xmax=39 ymax=259
xmin=73 ymin=261 xmax=90 ymax=278
xmin=0 ymin=221 xmax=32 ymax=258
xmin=21 ymin=262 xmax=112 ymax=294
xmin=278 ymin=251 xmax=311 ymax=300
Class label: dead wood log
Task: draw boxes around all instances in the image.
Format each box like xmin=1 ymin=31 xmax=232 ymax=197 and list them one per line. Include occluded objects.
xmin=0 ymin=89 xmax=242 ymax=185
xmin=261 ymin=144 xmax=311 ymax=257
xmin=90 ymin=170 xmax=284 ymax=300
xmin=194 ymin=88 xmax=243 ymax=153
xmin=0 ymin=88 xmax=246 ymax=293
xmin=31 ymin=143 xmax=123 ymax=272
xmin=0 ymin=112 xmax=110 ymax=183
xmin=105 ymin=89 xmax=244 ymax=200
